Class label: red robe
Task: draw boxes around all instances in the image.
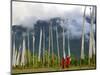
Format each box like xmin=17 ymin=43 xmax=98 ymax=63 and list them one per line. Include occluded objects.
xmin=65 ymin=56 xmax=71 ymax=67
xmin=61 ymin=57 xmax=65 ymax=68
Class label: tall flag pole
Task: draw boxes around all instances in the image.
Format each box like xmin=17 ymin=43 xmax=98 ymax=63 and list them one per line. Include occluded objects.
xmin=91 ymin=7 xmax=96 ymax=65
xmin=27 ymin=30 xmax=31 ymax=65
xmin=56 ymin=20 xmax=60 ymax=66
xmin=43 ymin=27 xmax=45 ymax=66
xmin=12 ymin=31 xmax=18 ymax=67
xmin=89 ymin=7 xmax=92 ymax=65
xmin=38 ymin=29 xmax=42 ymax=62
xmin=67 ymin=19 xmax=71 ymax=57
xmin=32 ymin=33 xmax=35 ymax=65
xmin=89 ymin=6 xmax=95 ymax=65
xmin=62 ymin=20 xmax=66 ymax=59
xmin=51 ymin=22 xmax=54 ymax=65
xmin=91 ymin=7 xmax=95 ymax=56
xmin=48 ymin=24 xmax=51 ymax=67
xmin=12 ymin=31 xmax=16 ymax=67
xmin=21 ymin=33 xmax=26 ymax=66
xmin=14 ymin=49 xmax=18 ymax=66
xmin=81 ymin=6 xmax=86 ymax=61
xmin=16 ymin=44 xmax=21 ymax=66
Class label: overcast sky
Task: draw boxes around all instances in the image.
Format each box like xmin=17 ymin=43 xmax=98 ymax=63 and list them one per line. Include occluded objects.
xmin=12 ymin=1 xmax=91 ymax=25
xmin=12 ymin=1 xmax=96 ymax=40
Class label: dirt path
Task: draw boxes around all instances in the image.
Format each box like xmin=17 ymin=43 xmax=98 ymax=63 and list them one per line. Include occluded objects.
xmin=12 ymin=66 xmax=96 ymax=74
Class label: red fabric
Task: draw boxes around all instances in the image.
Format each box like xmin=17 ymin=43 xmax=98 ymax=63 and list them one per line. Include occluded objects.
xmin=65 ymin=56 xmax=71 ymax=67
xmin=61 ymin=57 xmax=65 ymax=68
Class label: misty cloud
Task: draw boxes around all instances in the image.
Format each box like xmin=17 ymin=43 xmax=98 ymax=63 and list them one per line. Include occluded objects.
xmin=12 ymin=1 xmax=96 ymax=40
xmin=58 ymin=8 xmax=96 ymax=40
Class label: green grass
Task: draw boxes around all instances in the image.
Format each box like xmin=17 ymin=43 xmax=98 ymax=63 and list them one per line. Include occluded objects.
xmin=12 ymin=50 xmax=96 ymax=74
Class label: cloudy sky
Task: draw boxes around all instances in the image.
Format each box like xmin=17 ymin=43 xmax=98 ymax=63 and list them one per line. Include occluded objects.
xmin=12 ymin=1 xmax=96 ymax=40
xmin=12 ymin=1 xmax=91 ymax=25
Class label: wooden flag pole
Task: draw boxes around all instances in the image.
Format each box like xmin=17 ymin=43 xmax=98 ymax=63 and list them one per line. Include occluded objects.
xmin=12 ymin=31 xmax=16 ymax=67
xmin=43 ymin=27 xmax=45 ymax=67
xmin=27 ymin=30 xmax=31 ymax=66
xmin=38 ymin=29 xmax=42 ymax=62
xmin=51 ymin=22 xmax=54 ymax=67
xmin=62 ymin=20 xmax=66 ymax=60
xmin=32 ymin=33 xmax=35 ymax=66
xmin=80 ymin=6 xmax=86 ymax=66
xmin=61 ymin=20 xmax=66 ymax=68
xmin=67 ymin=19 xmax=71 ymax=57
xmin=48 ymin=24 xmax=51 ymax=67
xmin=56 ymin=25 xmax=60 ymax=66
xmin=89 ymin=6 xmax=95 ymax=65
xmin=21 ymin=33 xmax=26 ymax=67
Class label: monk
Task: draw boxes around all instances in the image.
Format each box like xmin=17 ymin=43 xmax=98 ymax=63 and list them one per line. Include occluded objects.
xmin=65 ymin=56 xmax=71 ymax=68
xmin=61 ymin=57 xmax=65 ymax=68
